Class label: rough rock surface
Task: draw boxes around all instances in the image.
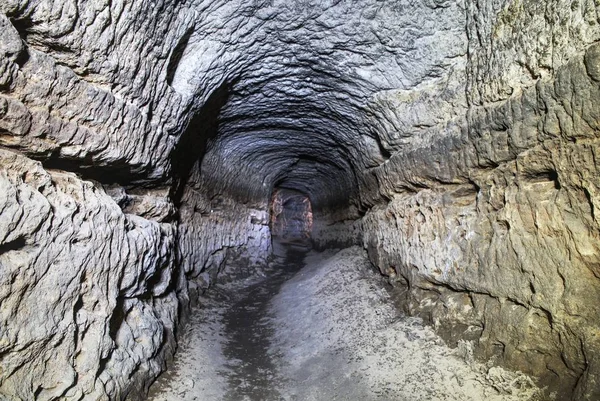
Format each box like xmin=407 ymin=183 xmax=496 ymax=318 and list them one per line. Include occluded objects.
xmin=149 ymin=247 xmax=543 ymax=401
xmin=362 ymin=2 xmax=600 ymax=400
xmin=0 ymin=149 xmax=178 ymax=400
xmin=0 ymin=0 xmax=599 ymax=400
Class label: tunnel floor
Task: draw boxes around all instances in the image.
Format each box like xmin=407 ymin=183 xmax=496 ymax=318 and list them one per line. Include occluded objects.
xmin=221 ymin=244 xmax=307 ymax=401
xmin=148 ymin=245 xmax=542 ymax=401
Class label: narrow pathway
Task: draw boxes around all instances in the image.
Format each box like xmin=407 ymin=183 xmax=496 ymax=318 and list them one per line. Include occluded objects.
xmin=148 ymin=245 xmax=543 ymax=401
xmin=147 ymin=241 xmax=308 ymax=401
xmin=221 ymin=246 xmax=306 ymax=401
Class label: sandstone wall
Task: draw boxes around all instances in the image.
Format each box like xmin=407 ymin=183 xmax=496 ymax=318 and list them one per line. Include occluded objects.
xmin=0 ymin=150 xmax=180 ymax=399
xmin=361 ymin=2 xmax=600 ymax=399
xmin=310 ymin=208 xmax=363 ymax=251
xmin=177 ymin=187 xmax=272 ymax=302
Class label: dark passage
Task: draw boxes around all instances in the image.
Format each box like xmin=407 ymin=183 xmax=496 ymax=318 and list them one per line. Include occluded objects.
xmin=270 ymin=189 xmax=313 ymax=246
xmin=222 ymin=244 xmax=309 ymax=401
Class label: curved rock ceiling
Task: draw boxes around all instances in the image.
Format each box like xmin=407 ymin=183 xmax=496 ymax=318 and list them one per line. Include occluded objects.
xmin=0 ymin=0 xmax=466 ymax=210
xmin=171 ymin=0 xmax=466 ymax=209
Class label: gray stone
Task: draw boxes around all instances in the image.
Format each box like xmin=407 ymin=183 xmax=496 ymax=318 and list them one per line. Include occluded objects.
xmin=0 ymin=0 xmax=599 ymax=400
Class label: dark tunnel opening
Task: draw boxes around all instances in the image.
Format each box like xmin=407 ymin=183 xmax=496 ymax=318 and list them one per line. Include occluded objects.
xmin=269 ymin=188 xmax=313 ymax=245
xmin=170 ymin=80 xmax=234 ymax=207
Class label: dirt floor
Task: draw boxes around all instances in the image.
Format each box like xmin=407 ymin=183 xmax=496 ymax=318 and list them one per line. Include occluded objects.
xmin=148 ymin=245 xmax=545 ymax=401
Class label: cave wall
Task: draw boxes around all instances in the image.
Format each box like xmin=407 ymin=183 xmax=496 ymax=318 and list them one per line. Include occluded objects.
xmin=0 ymin=150 xmax=180 ymax=399
xmin=310 ymin=207 xmax=363 ymax=251
xmin=0 ymin=1 xmax=269 ymax=399
xmin=178 ymin=180 xmax=272 ymax=301
xmin=0 ymin=148 xmax=268 ymax=400
xmin=361 ymin=1 xmax=600 ymax=399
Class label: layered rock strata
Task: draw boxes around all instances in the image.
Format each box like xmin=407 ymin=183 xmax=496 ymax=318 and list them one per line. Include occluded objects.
xmin=0 ymin=0 xmax=599 ymax=400
xmin=362 ymin=2 xmax=600 ymax=399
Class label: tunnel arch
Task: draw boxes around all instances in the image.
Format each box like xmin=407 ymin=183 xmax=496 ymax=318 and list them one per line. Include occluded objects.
xmin=269 ymin=187 xmax=313 ymax=242
xmin=171 ymin=0 xmax=466 ymax=217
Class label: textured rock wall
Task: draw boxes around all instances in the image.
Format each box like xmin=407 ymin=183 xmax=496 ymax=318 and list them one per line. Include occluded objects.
xmin=0 ymin=1 xmax=271 ymax=399
xmin=0 ymin=0 xmax=196 ymax=181
xmin=311 ymin=210 xmax=363 ymax=251
xmin=361 ymin=2 xmax=600 ymax=399
xmin=0 ymin=146 xmax=267 ymax=400
xmin=0 ymin=150 xmax=179 ymax=399
xmin=178 ymin=187 xmax=272 ymax=302
xmin=0 ymin=1 xmax=190 ymax=397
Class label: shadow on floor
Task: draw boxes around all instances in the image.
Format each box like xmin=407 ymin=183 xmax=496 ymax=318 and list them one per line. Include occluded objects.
xmin=221 ymin=239 xmax=310 ymax=401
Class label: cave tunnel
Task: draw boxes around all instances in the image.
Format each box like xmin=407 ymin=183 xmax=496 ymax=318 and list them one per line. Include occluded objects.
xmin=1 ymin=1 xmax=600 ymax=401
xmin=270 ymin=188 xmax=313 ymax=244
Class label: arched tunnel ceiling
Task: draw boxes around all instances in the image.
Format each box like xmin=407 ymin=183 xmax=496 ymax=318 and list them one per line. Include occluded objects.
xmin=174 ymin=0 xmax=467 ymax=210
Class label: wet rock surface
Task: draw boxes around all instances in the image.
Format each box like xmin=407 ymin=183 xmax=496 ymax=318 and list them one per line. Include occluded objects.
xmin=221 ymin=246 xmax=306 ymax=401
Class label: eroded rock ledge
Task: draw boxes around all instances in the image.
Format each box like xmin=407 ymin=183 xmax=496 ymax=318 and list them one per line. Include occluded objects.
xmin=0 ymin=0 xmax=599 ymax=400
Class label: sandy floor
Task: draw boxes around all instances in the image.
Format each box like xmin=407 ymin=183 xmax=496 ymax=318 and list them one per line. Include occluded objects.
xmin=148 ymin=246 xmax=544 ymax=401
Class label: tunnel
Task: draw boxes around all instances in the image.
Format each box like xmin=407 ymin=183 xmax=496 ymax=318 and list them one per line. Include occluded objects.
xmin=1 ymin=1 xmax=600 ymax=400
xmin=270 ymin=188 xmax=313 ymax=243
